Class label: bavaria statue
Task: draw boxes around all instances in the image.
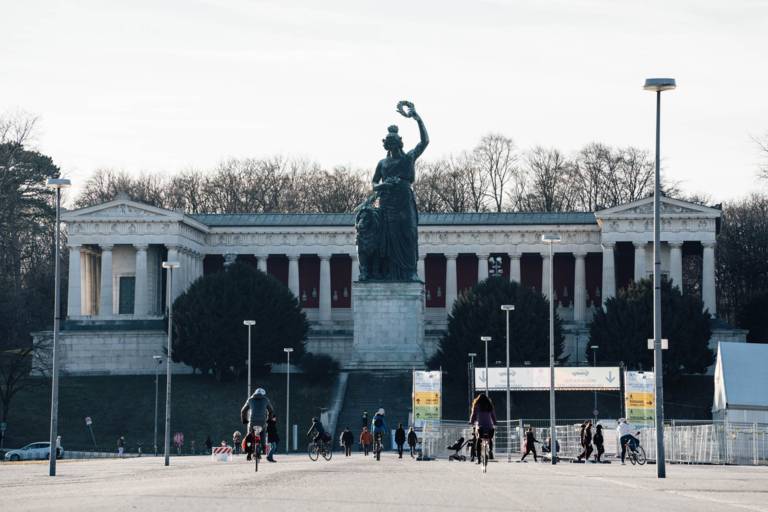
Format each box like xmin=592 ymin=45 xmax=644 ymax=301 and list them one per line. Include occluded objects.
xmin=355 ymin=100 xmax=429 ymax=282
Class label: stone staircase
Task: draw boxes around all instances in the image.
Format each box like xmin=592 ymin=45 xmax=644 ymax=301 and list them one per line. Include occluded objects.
xmin=335 ymin=371 xmax=414 ymax=450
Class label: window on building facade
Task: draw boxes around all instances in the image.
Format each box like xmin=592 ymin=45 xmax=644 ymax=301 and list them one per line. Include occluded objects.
xmin=118 ymin=276 xmax=136 ymax=314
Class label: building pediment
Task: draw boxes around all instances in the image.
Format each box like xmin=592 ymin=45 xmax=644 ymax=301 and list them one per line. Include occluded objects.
xmin=63 ymin=199 xmax=183 ymax=222
xmin=595 ymin=196 xmax=721 ymax=219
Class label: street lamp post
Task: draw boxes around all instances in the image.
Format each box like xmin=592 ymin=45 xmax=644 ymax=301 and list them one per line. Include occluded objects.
xmin=501 ymin=305 xmax=515 ymax=463
xmin=46 ymin=177 xmax=70 ymax=477
xmin=468 ymin=352 xmax=477 ymax=402
xmin=480 ymin=336 xmax=492 ymax=395
xmin=153 ymin=355 xmax=163 ymax=456
xmin=644 ymin=77 xmax=676 ymax=479
xmin=590 ymin=345 xmax=599 ymax=424
xmin=243 ymin=320 xmax=256 ymax=397
xmin=284 ymin=348 xmax=294 ymax=453
xmin=161 ymin=260 xmax=180 ymax=467
xmin=542 ymin=232 xmax=561 ymax=465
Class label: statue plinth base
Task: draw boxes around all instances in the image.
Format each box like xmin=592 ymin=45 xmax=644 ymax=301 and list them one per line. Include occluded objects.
xmin=349 ymin=281 xmax=425 ymax=370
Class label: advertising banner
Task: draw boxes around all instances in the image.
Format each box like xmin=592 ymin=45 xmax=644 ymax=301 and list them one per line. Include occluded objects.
xmin=624 ymin=371 xmax=655 ymax=426
xmin=474 ymin=366 xmax=621 ymax=391
xmin=413 ymin=371 xmax=441 ymax=427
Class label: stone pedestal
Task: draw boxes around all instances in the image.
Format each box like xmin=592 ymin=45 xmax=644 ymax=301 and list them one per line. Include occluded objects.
xmin=351 ymin=281 xmax=425 ymax=369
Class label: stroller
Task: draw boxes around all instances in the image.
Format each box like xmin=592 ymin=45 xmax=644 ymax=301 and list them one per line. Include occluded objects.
xmin=447 ymin=436 xmax=468 ymax=462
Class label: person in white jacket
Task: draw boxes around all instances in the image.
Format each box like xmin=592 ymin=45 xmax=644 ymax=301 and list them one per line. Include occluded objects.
xmin=617 ymin=419 xmax=640 ymax=465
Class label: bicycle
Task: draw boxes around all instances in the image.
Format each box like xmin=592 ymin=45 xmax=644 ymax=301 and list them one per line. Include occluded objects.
xmin=374 ymin=432 xmax=383 ymax=461
xmin=307 ymin=436 xmax=333 ymax=461
xmin=248 ymin=426 xmax=263 ymax=473
xmin=476 ymin=428 xmax=492 ymax=473
xmin=623 ymin=439 xmax=647 ymax=466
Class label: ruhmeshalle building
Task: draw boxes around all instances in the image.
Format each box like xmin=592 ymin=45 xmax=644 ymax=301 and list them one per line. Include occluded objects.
xmin=48 ymin=195 xmax=744 ymax=374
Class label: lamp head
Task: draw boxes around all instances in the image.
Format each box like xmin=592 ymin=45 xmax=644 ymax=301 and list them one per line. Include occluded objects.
xmin=162 ymin=261 xmax=180 ymax=269
xmin=468 ymin=352 xmax=477 ymax=357
xmin=590 ymin=345 xmax=599 ymax=350
xmin=283 ymin=347 xmax=294 ymax=353
xmin=243 ymin=320 xmax=256 ymax=326
xmin=643 ymin=78 xmax=676 ymax=92
xmin=541 ymin=233 xmax=561 ymax=243
xmin=153 ymin=355 xmax=163 ymax=361
xmin=500 ymin=305 xmax=515 ymax=311
xmin=480 ymin=336 xmax=492 ymax=342
xmin=46 ymin=178 xmax=71 ymax=189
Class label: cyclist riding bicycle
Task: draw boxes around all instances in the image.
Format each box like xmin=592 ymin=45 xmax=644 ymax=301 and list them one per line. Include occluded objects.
xmin=240 ymin=388 xmax=274 ymax=455
xmin=371 ymin=408 xmax=388 ymax=451
xmin=307 ymin=417 xmax=330 ymax=446
xmin=469 ymin=393 xmax=497 ymax=465
xmin=617 ymin=418 xmax=640 ymax=465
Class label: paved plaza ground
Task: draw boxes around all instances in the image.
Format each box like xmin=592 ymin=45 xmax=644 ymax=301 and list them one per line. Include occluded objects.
xmin=2 ymin=454 xmax=767 ymax=512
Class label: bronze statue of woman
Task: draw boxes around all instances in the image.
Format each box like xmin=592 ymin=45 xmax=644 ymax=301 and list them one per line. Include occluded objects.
xmin=369 ymin=101 xmax=429 ymax=281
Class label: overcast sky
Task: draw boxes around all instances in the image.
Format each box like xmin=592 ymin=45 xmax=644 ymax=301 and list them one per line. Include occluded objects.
xmin=2 ymin=0 xmax=767 ymax=204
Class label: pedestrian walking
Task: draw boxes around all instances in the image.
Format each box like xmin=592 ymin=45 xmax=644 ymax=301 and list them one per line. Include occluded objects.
xmin=266 ymin=415 xmax=279 ymax=462
xmin=341 ymin=427 xmax=354 ymax=457
xmin=577 ymin=420 xmax=593 ymax=462
xmin=520 ymin=427 xmax=539 ymax=462
xmin=360 ymin=426 xmax=373 ymax=456
xmin=593 ymin=424 xmax=605 ymax=463
xmin=205 ymin=435 xmax=213 ymax=455
xmin=190 ymin=439 xmax=196 ymax=454
xmin=117 ymin=436 xmax=125 ymax=457
xmin=407 ymin=427 xmax=418 ymax=458
xmin=233 ymin=431 xmax=242 ymax=455
xmin=395 ymin=423 xmax=406 ymax=459
xmin=361 ymin=411 xmax=369 ymax=430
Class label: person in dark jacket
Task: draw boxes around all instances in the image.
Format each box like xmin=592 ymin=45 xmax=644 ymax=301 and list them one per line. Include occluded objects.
xmin=266 ymin=415 xmax=279 ymax=462
xmin=469 ymin=393 xmax=497 ymax=463
xmin=204 ymin=435 xmax=213 ymax=455
xmin=394 ymin=423 xmax=406 ymax=459
xmin=577 ymin=420 xmax=593 ymax=462
xmin=593 ymin=423 xmax=605 ymax=463
xmin=240 ymin=388 xmax=274 ymax=454
xmin=520 ymin=427 xmax=539 ymax=462
xmin=407 ymin=426 xmax=418 ymax=458
xmin=341 ymin=427 xmax=354 ymax=456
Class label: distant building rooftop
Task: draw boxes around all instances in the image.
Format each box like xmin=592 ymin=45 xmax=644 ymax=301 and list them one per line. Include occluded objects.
xmin=190 ymin=211 xmax=598 ymax=228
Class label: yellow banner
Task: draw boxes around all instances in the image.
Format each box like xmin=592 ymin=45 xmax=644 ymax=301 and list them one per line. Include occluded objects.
xmin=626 ymin=392 xmax=654 ymax=409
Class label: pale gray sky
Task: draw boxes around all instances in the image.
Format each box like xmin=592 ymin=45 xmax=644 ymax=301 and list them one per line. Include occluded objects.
xmin=2 ymin=0 xmax=767 ymax=204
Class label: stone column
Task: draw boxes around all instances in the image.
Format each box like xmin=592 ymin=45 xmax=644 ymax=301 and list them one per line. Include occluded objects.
xmin=67 ymin=245 xmax=82 ymax=317
xmin=702 ymin=241 xmax=716 ymax=316
xmin=634 ymin=242 xmax=647 ymax=282
xmin=541 ymin=251 xmax=551 ymax=300
xmin=509 ymin=253 xmax=521 ymax=283
xmin=99 ymin=244 xmax=114 ymax=317
xmin=288 ymin=254 xmax=300 ymax=298
xmin=574 ymin=251 xmax=586 ymax=323
xmin=601 ymin=242 xmax=616 ymax=304
xmin=166 ymin=246 xmax=181 ymax=301
xmin=319 ymin=254 xmax=332 ymax=324
xmin=351 ymin=254 xmax=360 ymax=282
xmin=477 ymin=253 xmax=489 ymax=282
xmin=134 ymin=244 xmax=149 ymax=316
xmin=669 ymin=242 xmax=683 ymax=288
xmin=81 ymin=250 xmax=92 ymax=315
xmin=417 ymin=255 xmax=425 ymax=282
xmin=256 ymin=254 xmax=268 ymax=273
xmin=445 ymin=253 xmax=458 ymax=310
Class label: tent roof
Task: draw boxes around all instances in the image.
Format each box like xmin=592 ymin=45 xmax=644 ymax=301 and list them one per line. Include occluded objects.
xmin=714 ymin=342 xmax=768 ymax=411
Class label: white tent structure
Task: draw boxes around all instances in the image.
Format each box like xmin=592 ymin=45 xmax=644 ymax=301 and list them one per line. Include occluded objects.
xmin=713 ymin=342 xmax=768 ymax=424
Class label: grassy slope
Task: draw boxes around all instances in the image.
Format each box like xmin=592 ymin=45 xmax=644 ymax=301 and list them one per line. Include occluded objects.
xmin=3 ymin=374 xmax=334 ymax=452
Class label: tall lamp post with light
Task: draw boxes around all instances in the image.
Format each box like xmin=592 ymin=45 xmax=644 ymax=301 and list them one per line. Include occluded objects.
xmin=46 ymin=177 xmax=70 ymax=477
xmin=500 ymin=305 xmax=515 ymax=463
xmin=243 ymin=320 xmax=256 ymax=397
xmin=284 ymin=347 xmax=294 ymax=453
xmin=161 ymin=260 xmax=180 ymax=467
xmin=590 ymin=345 xmax=599 ymax=423
xmin=644 ymin=77 xmax=676 ymax=479
xmin=468 ymin=352 xmax=477 ymax=407
xmin=153 ymin=355 xmax=163 ymax=456
xmin=542 ymin=232 xmax=561 ymax=464
xmin=480 ymin=336 xmax=492 ymax=394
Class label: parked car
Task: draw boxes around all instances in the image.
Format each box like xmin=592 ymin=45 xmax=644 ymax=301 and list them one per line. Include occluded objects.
xmin=4 ymin=442 xmax=64 ymax=461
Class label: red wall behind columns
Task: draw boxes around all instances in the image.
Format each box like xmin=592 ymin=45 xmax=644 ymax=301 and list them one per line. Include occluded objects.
xmin=520 ymin=253 xmax=543 ymax=293
xmin=489 ymin=253 xmax=510 ymax=279
xmin=425 ymin=254 xmax=446 ymax=308
xmin=457 ymin=253 xmax=478 ymax=294
xmin=615 ymin=242 xmax=634 ymax=292
xmin=553 ymin=253 xmax=574 ymax=306
xmin=267 ymin=255 xmax=288 ymax=286
xmin=203 ymin=255 xmax=224 ymax=275
xmin=585 ymin=252 xmax=603 ymax=307
xmin=299 ymin=255 xmax=320 ymax=308
xmin=330 ymin=255 xmax=351 ymax=308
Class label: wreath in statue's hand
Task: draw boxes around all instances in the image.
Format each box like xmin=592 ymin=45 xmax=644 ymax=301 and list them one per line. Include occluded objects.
xmin=396 ymin=100 xmax=416 ymax=118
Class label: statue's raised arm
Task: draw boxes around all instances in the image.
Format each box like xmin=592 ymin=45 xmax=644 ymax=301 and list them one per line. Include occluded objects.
xmin=396 ymin=101 xmax=429 ymax=160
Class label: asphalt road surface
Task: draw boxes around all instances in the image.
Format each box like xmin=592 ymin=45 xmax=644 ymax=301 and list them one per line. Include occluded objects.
xmin=2 ymin=454 xmax=767 ymax=511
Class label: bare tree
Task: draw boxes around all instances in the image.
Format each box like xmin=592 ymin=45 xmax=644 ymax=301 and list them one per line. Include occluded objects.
xmin=513 ymin=146 xmax=577 ymax=212
xmin=0 ymin=110 xmax=38 ymax=146
xmin=473 ymin=134 xmax=518 ymax=212
xmin=755 ymin=133 xmax=768 ymax=180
